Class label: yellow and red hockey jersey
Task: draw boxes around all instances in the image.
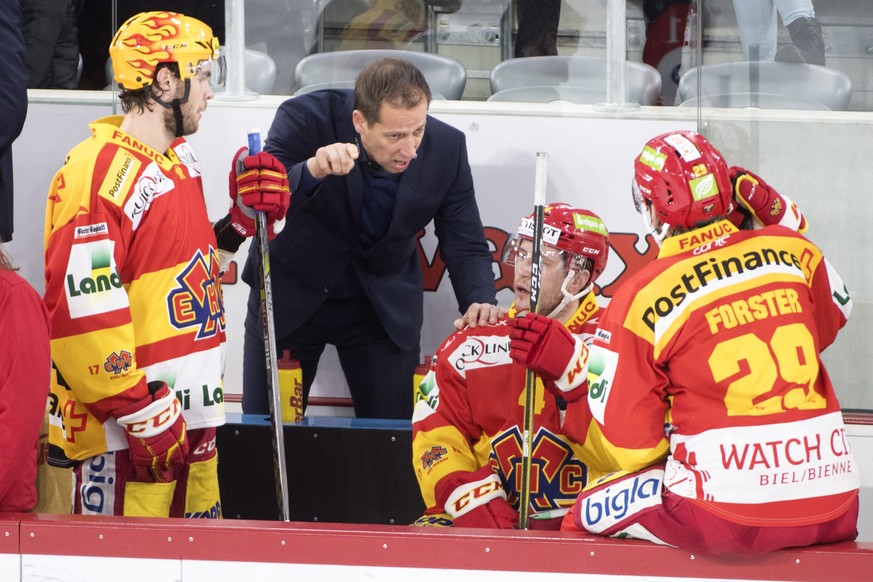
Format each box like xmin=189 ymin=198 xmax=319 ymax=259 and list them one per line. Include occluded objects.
xmin=412 ymin=293 xmax=614 ymax=523
xmin=586 ymin=220 xmax=858 ymax=527
xmin=44 ymin=116 xmax=226 ymax=463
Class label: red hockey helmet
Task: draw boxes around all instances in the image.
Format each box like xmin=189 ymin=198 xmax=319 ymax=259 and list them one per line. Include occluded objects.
xmin=632 ymin=131 xmax=732 ymax=231
xmin=503 ymin=203 xmax=610 ymax=282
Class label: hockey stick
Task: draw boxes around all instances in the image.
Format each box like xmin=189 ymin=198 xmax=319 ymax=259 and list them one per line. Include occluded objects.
xmin=247 ymin=129 xmax=290 ymax=521
xmin=518 ymin=152 xmax=547 ymax=530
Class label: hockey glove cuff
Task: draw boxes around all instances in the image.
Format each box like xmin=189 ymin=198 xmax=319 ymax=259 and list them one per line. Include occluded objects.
xmin=115 ymin=381 xmax=188 ymax=483
xmin=508 ymin=312 xmax=589 ymax=400
xmin=730 ymin=166 xmax=808 ymax=233
xmin=438 ymin=466 xmax=518 ymax=529
xmin=229 ymin=147 xmax=291 ymax=240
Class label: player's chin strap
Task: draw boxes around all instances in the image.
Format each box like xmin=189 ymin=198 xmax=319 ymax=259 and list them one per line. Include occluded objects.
xmin=150 ymin=80 xmax=191 ymax=138
xmin=545 ymin=271 xmax=592 ymax=319
xmin=641 ymin=204 xmax=671 ymax=247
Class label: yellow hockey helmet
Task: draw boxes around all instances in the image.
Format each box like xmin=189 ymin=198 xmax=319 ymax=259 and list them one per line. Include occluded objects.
xmin=109 ymin=11 xmax=222 ymax=90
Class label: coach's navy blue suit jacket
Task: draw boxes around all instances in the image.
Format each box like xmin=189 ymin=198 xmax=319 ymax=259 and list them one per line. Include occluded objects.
xmin=0 ymin=0 xmax=27 ymax=241
xmin=241 ymin=89 xmax=496 ymax=350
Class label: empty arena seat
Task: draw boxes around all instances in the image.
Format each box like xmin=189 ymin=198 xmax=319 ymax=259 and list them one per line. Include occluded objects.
xmin=677 ymin=61 xmax=853 ymax=111
xmin=488 ymin=55 xmax=662 ymax=106
xmin=293 ymin=49 xmax=467 ymax=99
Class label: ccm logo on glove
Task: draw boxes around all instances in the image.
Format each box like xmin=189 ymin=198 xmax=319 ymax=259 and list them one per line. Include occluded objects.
xmin=115 ymin=381 xmax=189 ymax=483
xmin=116 ymin=385 xmax=182 ymax=438
xmin=449 ymin=478 xmax=504 ymax=515
xmin=438 ymin=466 xmax=519 ymax=529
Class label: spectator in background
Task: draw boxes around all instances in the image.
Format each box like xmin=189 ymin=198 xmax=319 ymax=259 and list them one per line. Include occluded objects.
xmin=514 ymin=0 xmax=561 ymax=57
xmin=21 ymin=0 xmax=81 ymax=88
xmin=338 ymin=0 xmax=429 ymax=51
xmin=510 ymin=0 xmax=696 ymax=106
xmin=0 ymin=244 xmax=51 ymax=512
xmin=732 ymin=0 xmax=825 ymax=65
xmin=336 ymin=0 xmax=462 ymax=51
xmin=0 ymin=0 xmax=28 ymax=242
xmin=641 ymin=0 xmax=691 ymax=105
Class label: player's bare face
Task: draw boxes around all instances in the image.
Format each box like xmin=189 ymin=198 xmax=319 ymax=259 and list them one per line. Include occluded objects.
xmin=354 ymin=100 xmax=427 ymax=174
xmin=165 ymin=67 xmax=214 ymax=137
xmin=512 ymin=240 xmax=568 ymax=315
xmin=184 ymin=67 xmax=215 ymax=135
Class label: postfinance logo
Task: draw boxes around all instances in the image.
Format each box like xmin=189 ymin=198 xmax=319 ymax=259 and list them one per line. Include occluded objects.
xmin=98 ymin=150 xmax=140 ymax=203
xmin=167 ymin=248 xmax=225 ymax=339
xmin=65 ymin=239 xmax=128 ymax=319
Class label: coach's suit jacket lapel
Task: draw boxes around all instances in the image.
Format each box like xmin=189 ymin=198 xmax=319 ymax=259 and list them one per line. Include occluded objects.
xmin=339 ymin=92 xmax=365 ymax=232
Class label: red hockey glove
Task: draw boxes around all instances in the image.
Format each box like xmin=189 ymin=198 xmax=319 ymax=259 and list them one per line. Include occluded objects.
xmin=729 ymin=166 xmax=808 ymax=233
xmin=508 ymin=312 xmax=589 ymax=400
xmin=453 ymin=496 xmax=519 ymax=529
xmin=115 ymin=381 xmax=188 ymax=483
xmin=437 ymin=466 xmax=518 ymax=529
xmin=229 ymin=147 xmax=291 ymax=240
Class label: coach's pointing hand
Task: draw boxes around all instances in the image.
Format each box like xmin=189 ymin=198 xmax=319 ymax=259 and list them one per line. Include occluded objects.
xmin=308 ymin=142 xmax=359 ymax=179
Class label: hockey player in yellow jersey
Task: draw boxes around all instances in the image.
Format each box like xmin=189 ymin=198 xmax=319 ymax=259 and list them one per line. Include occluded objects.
xmin=563 ymin=130 xmax=858 ymax=555
xmin=43 ymin=11 xmax=289 ymax=518
xmin=412 ymin=203 xmax=616 ymax=529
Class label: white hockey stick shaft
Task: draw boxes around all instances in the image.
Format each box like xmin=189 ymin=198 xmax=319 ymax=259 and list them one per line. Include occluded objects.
xmin=248 ymin=129 xmax=290 ymax=521
xmin=519 ymin=151 xmax=547 ymax=529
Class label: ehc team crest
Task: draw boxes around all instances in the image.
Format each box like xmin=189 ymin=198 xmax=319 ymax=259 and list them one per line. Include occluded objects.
xmin=490 ymin=426 xmax=587 ymax=511
xmin=167 ymin=248 xmax=225 ymax=338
